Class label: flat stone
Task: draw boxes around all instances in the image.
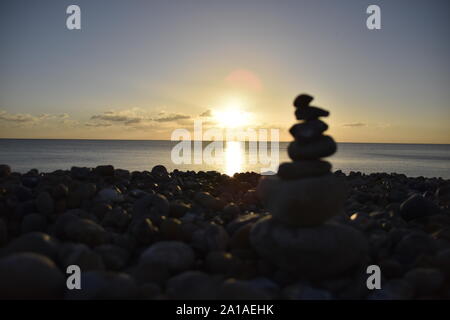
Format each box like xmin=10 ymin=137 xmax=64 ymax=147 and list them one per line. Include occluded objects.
xmin=4 ymin=232 xmax=59 ymax=260
xmin=289 ymin=120 xmax=328 ymax=142
xmin=277 ymin=160 xmax=332 ymax=179
xmin=293 ymin=94 xmax=314 ymax=108
xmin=250 ymin=217 xmax=368 ymax=279
xmin=288 ymin=136 xmax=337 ymax=160
xmin=256 ymin=174 xmax=347 ymax=226
xmin=295 ymin=106 xmax=329 ymax=120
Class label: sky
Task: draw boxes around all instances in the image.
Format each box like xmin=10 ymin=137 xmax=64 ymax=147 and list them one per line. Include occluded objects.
xmin=0 ymin=0 xmax=449 ymax=143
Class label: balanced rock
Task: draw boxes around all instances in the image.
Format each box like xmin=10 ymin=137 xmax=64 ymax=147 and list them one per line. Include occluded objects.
xmin=257 ymin=174 xmax=347 ymax=226
xmin=277 ymin=160 xmax=331 ymax=179
xmin=288 ymin=136 xmax=337 ymax=160
xmin=293 ymin=94 xmax=314 ymax=108
xmin=289 ymin=119 xmax=328 ymax=142
xmin=250 ymin=217 xmax=368 ymax=279
xmin=295 ymin=106 xmax=329 ymax=120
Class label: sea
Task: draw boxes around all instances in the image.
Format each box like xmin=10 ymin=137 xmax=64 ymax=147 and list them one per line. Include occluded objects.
xmin=0 ymin=139 xmax=449 ymax=179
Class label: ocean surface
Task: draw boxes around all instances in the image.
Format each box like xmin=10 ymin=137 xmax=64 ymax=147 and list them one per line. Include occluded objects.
xmin=0 ymin=139 xmax=449 ymax=179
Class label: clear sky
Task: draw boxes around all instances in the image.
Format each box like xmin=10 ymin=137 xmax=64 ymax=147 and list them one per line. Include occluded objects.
xmin=0 ymin=0 xmax=449 ymax=143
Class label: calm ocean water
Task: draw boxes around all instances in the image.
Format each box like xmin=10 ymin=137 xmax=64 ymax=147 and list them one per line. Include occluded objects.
xmin=0 ymin=139 xmax=449 ymax=179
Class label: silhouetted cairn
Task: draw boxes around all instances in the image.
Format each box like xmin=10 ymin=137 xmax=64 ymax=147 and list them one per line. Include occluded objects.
xmin=250 ymin=94 xmax=368 ymax=279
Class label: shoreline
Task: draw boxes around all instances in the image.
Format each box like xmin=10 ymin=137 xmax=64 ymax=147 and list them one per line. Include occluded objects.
xmin=0 ymin=164 xmax=449 ymax=299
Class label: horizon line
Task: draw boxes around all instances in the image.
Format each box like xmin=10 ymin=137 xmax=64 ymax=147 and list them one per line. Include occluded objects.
xmin=0 ymin=137 xmax=449 ymax=145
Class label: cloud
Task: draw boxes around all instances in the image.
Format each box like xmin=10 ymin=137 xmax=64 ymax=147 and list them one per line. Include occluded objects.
xmin=0 ymin=110 xmax=72 ymax=126
xmin=342 ymin=122 xmax=367 ymax=128
xmin=154 ymin=113 xmax=190 ymax=122
xmin=84 ymin=122 xmax=112 ymax=127
xmin=200 ymin=109 xmax=212 ymax=117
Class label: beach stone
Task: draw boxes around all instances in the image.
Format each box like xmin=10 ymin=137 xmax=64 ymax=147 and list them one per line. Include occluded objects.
xmin=404 ymin=268 xmax=444 ymax=297
xmin=283 ymin=283 xmax=333 ymax=300
xmin=288 ymin=136 xmax=337 ymax=160
xmin=368 ymin=279 xmax=414 ymax=300
xmin=94 ymin=165 xmax=115 ymax=176
xmin=151 ymin=164 xmax=169 ymax=181
xmin=15 ymin=185 xmax=33 ymax=201
xmin=132 ymin=261 xmax=170 ymax=286
xmin=400 ymin=194 xmax=441 ymax=221
xmin=95 ymin=244 xmax=129 ymax=271
xmin=289 ymin=120 xmax=328 ymax=141
xmin=295 ymin=106 xmax=329 ymax=120
xmin=166 ymin=271 xmax=221 ymax=299
xmin=204 ymin=251 xmax=240 ymax=275
xmin=140 ymin=241 xmax=195 ymax=273
xmin=230 ymin=223 xmax=254 ymax=251
xmin=128 ymin=218 xmax=159 ymax=245
xmin=65 ymin=271 xmax=138 ymax=300
xmin=194 ymin=192 xmax=225 ymax=211
xmin=0 ymin=253 xmax=65 ymax=299
xmin=277 ymin=160 xmax=331 ymax=179
xmin=191 ymin=223 xmax=229 ymax=252
xmin=65 ymin=218 xmax=108 ymax=247
xmin=0 ymin=164 xmax=11 ymax=178
xmin=98 ymin=187 xmax=124 ymax=203
xmin=293 ymin=94 xmax=314 ymax=108
xmin=226 ymin=213 xmax=261 ymax=235
xmin=169 ymin=200 xmax=191 ymax=218
xmin=101 ymin=207 xmax=130 ymax=231
xmin=393 ymin=232 xmax=437 ymax=265
xmin=0 ymin=219 xmax=7 ymax=246
xmin=160 ymin=218 xmax=184 ymax=241
xmin=133 ymin=193 xmax=170 ymax=217
xmin=217 ymin=279 xmax=271 ymax=300
xmin=257 ymin=174 xmax=347 ymax=226
xmin=35 ymin=192 xmax=54 ymax=215
xmin=70 ymin=166 xmax=91 ymax=180
xmin=221 ymin=203 xmax=241 ymax=221
xmin=250 ymin=217 xmax=368 ymax=279
xmin=52 ymin=184 xmax=69 ymax=200
xmin=4 ymin=232 xmax=59 ymax=260
xmin=59 ymin=243 xmax=105 ymax=271
xmin=436 ymin=184 xmax=450 ymax=205
xmin=139 ymin=283 xmax=162 ymax=300
xmin=21 ymin=212 xmax=47 ymax=234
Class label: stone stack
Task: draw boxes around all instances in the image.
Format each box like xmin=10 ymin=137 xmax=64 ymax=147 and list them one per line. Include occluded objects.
xmin=250 ymin=94 xmax=368 ymax=279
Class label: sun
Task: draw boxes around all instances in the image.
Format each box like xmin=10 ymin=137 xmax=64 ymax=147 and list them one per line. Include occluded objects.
xmin=213 ymin=99 xmax=251 ymax=128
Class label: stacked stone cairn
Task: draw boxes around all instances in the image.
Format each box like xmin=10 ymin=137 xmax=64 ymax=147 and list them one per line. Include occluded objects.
xmin=250 ymin=94 xmax=368 ymax=279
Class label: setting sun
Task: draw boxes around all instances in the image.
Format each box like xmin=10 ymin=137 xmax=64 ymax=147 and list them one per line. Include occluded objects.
xmin=213 ymin=98 xmax=252 ymax=128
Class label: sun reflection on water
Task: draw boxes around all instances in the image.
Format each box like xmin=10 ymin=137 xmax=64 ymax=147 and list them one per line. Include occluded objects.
xmin=225 ymin=141 xmax=243 ymax=176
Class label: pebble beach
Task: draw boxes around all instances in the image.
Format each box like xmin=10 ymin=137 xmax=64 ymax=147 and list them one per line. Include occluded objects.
xmin=0 ymin=163 xmax=449 ymax=300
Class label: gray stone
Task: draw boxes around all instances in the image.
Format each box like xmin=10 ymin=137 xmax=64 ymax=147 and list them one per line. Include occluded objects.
xmin=35 ymin=192 xmax=54 ymax=215
xmin=191 ymin=223 xmax=229 ymax=252
xmin=0 ymin=253 xmax=65 ymax=299
xmin=59 ymin=243 xmax=105 ymax=271
xmin=65 ymin=218 xmax=108 ymax=247
xmin=5 ymin=232 xmax=59 ymax=260
xmin=288 ymin=136 xmax=337 ymax=160
xmin=250 ymin=217 xmax=368 ymax=279
xmin=97 ymin=187 xmax=124 ymax=203
xmin=140 ymin=241 xmax=195 ymax=273
xmin=404 ymin=268 xmax=444 ymax=297
xmin=257 ymin=174 xmax=347 ymax=226
xmin=277 ymin=160 xmax=331 ymax=179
